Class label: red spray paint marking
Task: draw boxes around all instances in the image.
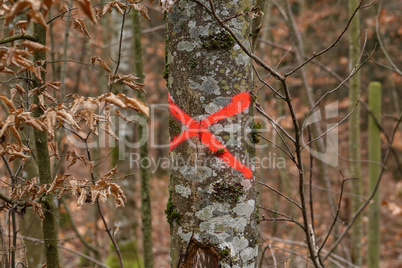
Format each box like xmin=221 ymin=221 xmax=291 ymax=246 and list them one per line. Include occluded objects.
xmin=169 ymin=92 xmax=253 ymax=179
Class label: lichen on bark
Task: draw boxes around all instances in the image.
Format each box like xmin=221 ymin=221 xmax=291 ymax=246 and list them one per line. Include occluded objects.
xmin=166 ymin=0 xmax=259 ymax=267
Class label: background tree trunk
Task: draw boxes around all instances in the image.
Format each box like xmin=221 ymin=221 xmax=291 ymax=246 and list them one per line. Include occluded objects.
xmin=367 ymin=81 xmax=382 ymax=268
xmin=32 ymin=23 xmax=60 ymax=267
xmin=348 ymin=0 xmax=362 ymax=265
xmin=166 ymin=1 xmax=258 ymax=267
xmin=133 ymin=9 xmax=154 ymax=268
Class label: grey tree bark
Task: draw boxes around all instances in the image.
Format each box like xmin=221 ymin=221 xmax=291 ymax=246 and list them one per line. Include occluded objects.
xmin=166 ymin=1 xmax=259 ymax=267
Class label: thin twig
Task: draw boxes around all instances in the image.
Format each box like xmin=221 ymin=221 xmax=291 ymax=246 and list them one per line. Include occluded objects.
xmin=308 ymin=126 xmax=315 ymax=234
xmin=285 ymin=0 xmax=366 ymax=77
xmin=252 ymin=64 xmax=285 ymax=99
xmin=0 ymin=34 xmax=38 ymax=45
xmin=192 ymin=0 xmax=284 ymax=80
xmin=375 ymin=2 xmax=401 ymax=75
xmin=302 ymin=99 xmax=360 ymax=149
xmin=108 ymin=5 xmax=128 ymax=93
xmin=318 ymin=172 xmax=355 ymax=254
xmin=259 ymin=135 xmax=296 ymax=162
xmin=9 ymin=235 xmax=110 ymax=268
xmin=260 ymin=206 xmax=305 ymax=231
xmin=302 ymin=43 xmax=375 ymax=131
xmin=258 ymin=181 xmax=302 ymax=210
xmin=323 ymin=113 xmax=402 ymax=260
xmin=83 ymin=137 xmax=124 ymax=268
xmin=255 ymin=104 xmax=295 ymax=143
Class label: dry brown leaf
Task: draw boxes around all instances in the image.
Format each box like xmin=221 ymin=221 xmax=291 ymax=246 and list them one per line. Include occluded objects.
xmin=69 ymin=18 xmax=91 ymax=39
xmin=21 ymin=40 xmax=49 ymax=51
xmin=41 ymin=90 xmax=56 ymax=103
xmin=100 ymin=123 xmax=118 ymax=141
xmin=132 ymin=3 xmax=150 ymax=21
xmin=75 ymin=0 xmax=97 ymax=24
xmin=30 ymin=201 xmax=45 ymax=220
xmin=19 ymin=112 xmax=47 ymax=131
xmin=59 ymin=3 xmax=69 ymax=19
xmin=9 ymin=126 xmax=22 ymax=145
xmin=103 ymin=166 xmax=118 ymax=180
xmin=49 ymin=140 xmax=60 ymax=160
xmin=14 ymin=84 xmax=26 ymax=95
xmin=117 ymin=93 xmax=149 ymax=117
xmin=15 ymin=20 xmax=28 ymax=29
xmin=100 ymin=93 xmax=127 ymax=109
xmin=91 ymin=56 xmax=112 ymax=73
xmin=0 ymin=94 xmax=16 ymax=109
xmin=56 ymin=109 xmax=80 ymax=130
xmin=114 ymin=109 xmax=135 ymax=124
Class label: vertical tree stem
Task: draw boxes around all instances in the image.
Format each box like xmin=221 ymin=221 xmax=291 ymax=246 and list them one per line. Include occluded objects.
xmin=32 ymin=23 xmax=60 ymax=268
xmin=367 ymin=81 xmax=381 ymax=268
xmin=132 ymin=9 xmax=154 ymax=268
xmin=348 ymin=0 xmax=362 ymax=265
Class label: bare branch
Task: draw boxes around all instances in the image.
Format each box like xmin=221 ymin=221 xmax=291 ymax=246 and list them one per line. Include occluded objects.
xmin=192 ymin=0 xmax=284 ymax=81
xmin=323 ymin=113 xmax=402 ymax=260
xmin=260 ymin=206 xmax=305 ymax=231
xmin=259 ymin=135 xmax=296 ymax=162
xmin=302 ymin=43 xmax=375 ymax=130
xmin=302 ymin=99 xmax=360 ymax=149
xmin=255 ymin=105 xmax=295 ymax=143
xmin=0 ymin=34 xmax=38 ymax=45
xmin=258 ymin=181 xmax=302 ymax=210
xmin=318 ymin=172 xmax=355 ymax=253
xmin=375 ymin=3 xmax=401 ymax=75
xmin=285 ymin=0 xmax=367 ymax=76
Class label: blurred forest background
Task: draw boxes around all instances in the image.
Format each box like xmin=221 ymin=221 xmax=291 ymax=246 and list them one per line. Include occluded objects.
xmin=0 ymin=0 xmax=401 ymax=267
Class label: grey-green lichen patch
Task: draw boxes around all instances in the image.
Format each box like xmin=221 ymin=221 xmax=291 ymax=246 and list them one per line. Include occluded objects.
xmin=195 ymin=202 xmax=230 ymax=221
xmin=175 ymin=185 xmax=192 ymax=198
xmin=179 ymin=166 xmax=212 ymax=182
xmin=235 ymin=52 xmax=250 ymax=66
xmin=178 ymin=227 xmax=192 ymax=242
xmin=200 ymin=213 xmax=248 ymax=233
xmin=211 ymin=123 xmax=223 ymax=133
xmin=189 ymin=76 xmax=220 ymax=95
xmin=177 ymin=41 xmax=197 ymax=52
xmin=188 ymin=21 xmax=209 ymax=39
xmin=233 ymin=200 xmax=255 ymax=218
xmin=241 ymin=247 xmax=257 ymax=262
xmin=205 ymin=102 xmax=221 ymax=114
xmin=215 ymin=97 xmax=231 ymax=106
xmin=231 ymin=237 xmax=249 ymax=253
xmin=223 ymin=123 xmax=241 ymax=133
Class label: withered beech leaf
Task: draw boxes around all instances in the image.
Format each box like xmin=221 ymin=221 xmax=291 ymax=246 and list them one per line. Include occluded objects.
xmin=114 ymin=109 xmax=135 ymax=124
xmin=14 ymin=84 xmax=26 ymax=95
xmin=117 ymin=93 xmax=150 ymax=117
xmin=21 ymin=40 xmax=50 ymax=52
xmin=69 ymin=18 xmax=91 ymax=39
xmin=74 ymin=0 xmax=97 ymax=24
xmin=0 ymin=94 xmax=16 ymax=110
xmin=59 ymin=3 xmax=69 ymax=19
xmin=91 ymin=56 xmax=112 ymax=73
xmin=102 ymin=166 xmax=118 ymax=180
xmin=132 ymin=3 xmax=150 ymax=21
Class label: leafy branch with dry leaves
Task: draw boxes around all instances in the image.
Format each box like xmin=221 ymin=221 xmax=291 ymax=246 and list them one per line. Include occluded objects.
xmin=0 ymin=0 xmax=154 ymax=267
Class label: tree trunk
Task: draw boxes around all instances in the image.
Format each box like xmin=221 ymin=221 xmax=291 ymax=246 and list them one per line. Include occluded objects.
xmin=32 ymin=23 xmax=60 ymax=267
xmin=166 ymin=1 xmax=258 ymax=267
xmin=367 ymin=81 xmax=381 ymax=268
xmin=348 ymin=0 xmax=362 ymax=265
xmin=132 ymin=9 xmax=154 ymax=268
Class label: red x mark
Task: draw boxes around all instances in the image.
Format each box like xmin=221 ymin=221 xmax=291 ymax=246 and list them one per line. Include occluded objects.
xmin=169 ymin=92 xmax=253 ymax=179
